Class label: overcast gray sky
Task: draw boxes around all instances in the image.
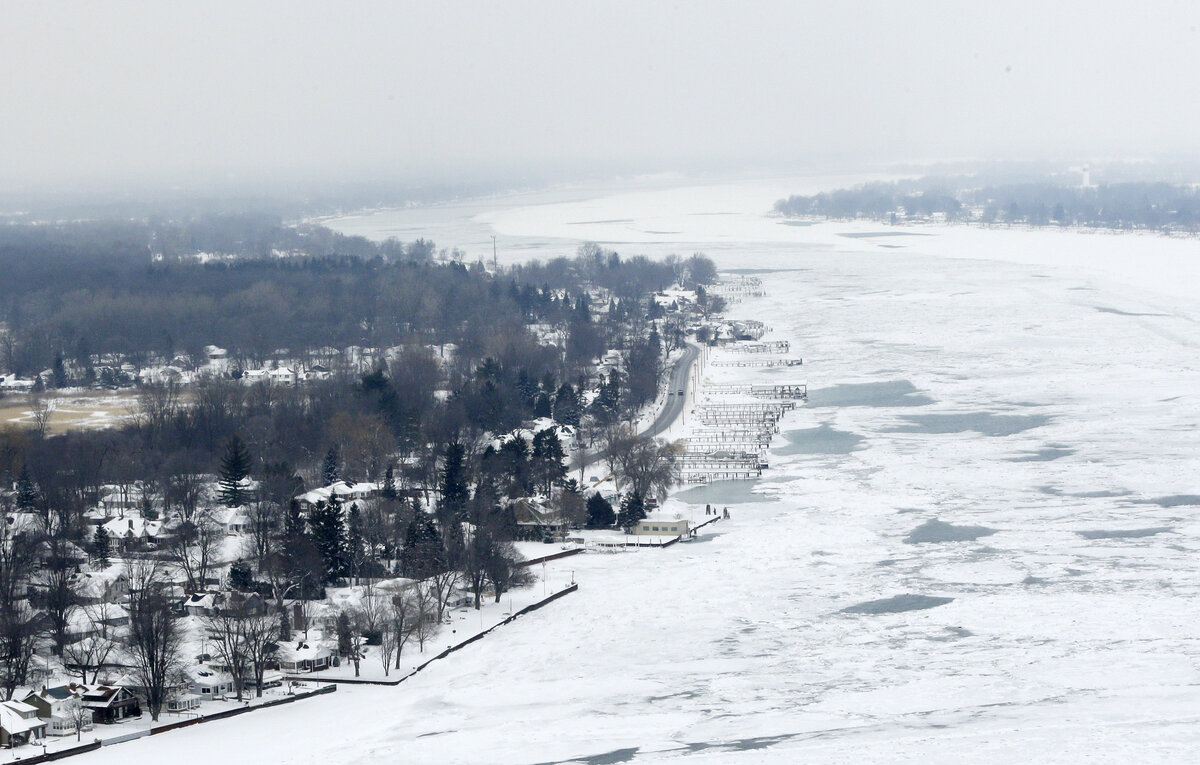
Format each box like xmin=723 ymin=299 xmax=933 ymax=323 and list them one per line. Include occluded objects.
xmin=3 ymin=1 xmax=1198 ymax=188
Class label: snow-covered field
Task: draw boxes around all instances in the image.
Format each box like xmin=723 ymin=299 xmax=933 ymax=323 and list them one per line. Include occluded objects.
xmin=89 ymin=179 xmax=1200 ymax=763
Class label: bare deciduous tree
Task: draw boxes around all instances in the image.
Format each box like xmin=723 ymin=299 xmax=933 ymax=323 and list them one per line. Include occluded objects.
xmin=410 ymin=583 xmax=440 ymax=653
xmin=124 ymin=558 xmax=185 ymax=721
xmin=241 ymin=612 xmax=278 ymax=697
xmin=61 ymin=602 xmax=121 ymax=684
xmin=30 ymin=395 xmax=54 ymax=437
xmin=204 ymin=610 xmax=251 ymax=701
xmin=0 ymin=523 xmax=39 ymax=699
xmin=168 ymin=511 xmax=223 ymax=592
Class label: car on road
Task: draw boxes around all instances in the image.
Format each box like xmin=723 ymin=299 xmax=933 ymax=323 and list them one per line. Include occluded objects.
xmin=678 ymin=389 xmax=685 ymax=395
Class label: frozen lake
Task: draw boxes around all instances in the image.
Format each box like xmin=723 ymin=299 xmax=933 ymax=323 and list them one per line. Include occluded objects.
xmin=108 ymin=178 xmax=1200 ymax=764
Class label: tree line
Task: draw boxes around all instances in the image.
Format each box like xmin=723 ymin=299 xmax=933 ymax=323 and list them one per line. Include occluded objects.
xmin=774 ymin=178 xmax=1200 ymax=232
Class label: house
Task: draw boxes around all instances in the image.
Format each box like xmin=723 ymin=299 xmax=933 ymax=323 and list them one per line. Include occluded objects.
xmin=183 ymin=592 xmax=221 ymax=618
xmin=69 ymin=568 xmax=129 ymax=605
xmin=303 ymin=363 xmax=332 ymax=382
xmin=0 ymin=700 xmax=47 ymax=747
xmin=101 ymin=516 xmax=163 ymax=547
xmin=166 ymin=694 xmax=202 ymax=714
xmin=218 ymin=591 xmax=266 ymax=617
xmin=214 ymin=506 xmax=249 ymax=535
xmin=633 ymin=514 xmax=690 ymax=538
xmin=22 ymin=685 xmax=92 ymax=737
xmin=186 ymin=667 xmax=235 ymax=698
xmin=0 ymin=375 xmax=35 ymax=392
xmin=35 ymin=539 xmax=89 ymax=570
xmin=80 ymin=686 xmax=140 ymax=724
xmin=294 ymin=481 xmax=381 ymax=512
xmin=510 ymin=497 xmax=568 ymax=542
xmin=279 ymin=639 xmax=336 ymax=674
xmin=268 ymin=367 xmax=297 ymax=386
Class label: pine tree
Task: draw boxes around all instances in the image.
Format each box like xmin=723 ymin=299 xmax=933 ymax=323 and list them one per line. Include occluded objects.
xmin=284 ymin=500 xmax=305 ymax=540
xmin=15 ymin=465 xmax=38 ymax=510
xmin=400 ymin=516 xmax=442 ymax=579
xmin=52 ymin=355 xmax=68 ymax=389
xmin=439 ymin=442 xmax=469 ymax=525
xmin=531 ymin=428 xmax=566 ymax=495
xmin=381 ymin=465 xmax=397 ymax=500
xmin=617 ymin=490 xmax=646 ymax=530
xmin=346 ymin=502 xmax=363 ymax=582
xmin=308 ymin=497 xmax=347 ymax=583
xmin=218 ymin=435 xmax=252 ymax=507
xmin=322 ymin=446 xmax=340 ymax=486
xmin=553 ymin=383 xmax=581 ymax=427
xmin=586 ymin=493 xmax=616 ymax=529
xmin=93 ymin=524 xmax=111 ymax=568
xmin=229 ymin=559 xmax=254 ymax=590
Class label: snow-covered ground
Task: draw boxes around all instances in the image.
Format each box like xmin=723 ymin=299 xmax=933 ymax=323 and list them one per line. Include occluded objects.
xmin=85 ymin=179 xmax=1199 ymax=763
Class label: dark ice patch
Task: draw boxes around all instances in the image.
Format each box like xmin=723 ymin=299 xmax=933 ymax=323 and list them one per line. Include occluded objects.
xmin=1008 ymin=447 xmax=1075 ymax=462
xmin=928 ymin=626 xmax=974 ymax=641
xmin=1138 ymin=495 xmax=1200 ymax=508
xmin=842 ymin=594 xmax=954 ymax=614
xmin=893 ymin=412 xmax=1051 ymax=436
xmin=774 ymin=424 xmax=865 ymax=455
xmin=808 ymin=380 xmax=934 ymax=408
xmin=675 ymin=480 xmax=775 ymax=505
xmin=1095 ymin=306 xmax=1169 ymax=317
xmin=1077 ymin=527 xmax=1172 ymax=539
xmin=904 ymin=519 xmax=997 ymax=544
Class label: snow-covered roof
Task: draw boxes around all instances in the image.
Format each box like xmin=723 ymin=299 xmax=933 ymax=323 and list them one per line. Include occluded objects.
xmin=185 ymin=592 xmax=218 ymax=610
xmin=295 ymin=480 xmax=381 ymax=506
xmin=185 ymin=666 xmax=234 ymax=687
xmin=102 ymin=516 xmax=163 ymax=539
xmin=69 ymin=565 xmax=128 ymax=598
xmin=283 ymin=639 xmax=336 ymax=662
xmin=0 ymin=700 xmax=45 ymax=734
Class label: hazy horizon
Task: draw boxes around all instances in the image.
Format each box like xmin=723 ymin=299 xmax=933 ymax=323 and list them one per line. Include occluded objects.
xmin=4 ymin=1 xmax=1199 ymax=193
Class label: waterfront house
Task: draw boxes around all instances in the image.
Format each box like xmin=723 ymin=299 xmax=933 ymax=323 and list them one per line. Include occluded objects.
xmin=633 ymin=514 xmax=690 ymax=538
xmin=80 ymin=685 xmax=140 ymax=724
xmin=22 ymin=685 xmax=92 ymax=737
xmin=0 ymin=700 xmax=47 ymax=747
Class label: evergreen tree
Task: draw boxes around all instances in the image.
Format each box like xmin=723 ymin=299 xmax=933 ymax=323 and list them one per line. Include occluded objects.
xmin=308 ymin=497 xmax=348 ymax=583
xmin=438 ymin=442 xmax=469 ymax=526
xmin=498 ymin=436 xmax=530 ymax=498
xmin=335 ymin=610 xmax=352 ymax=656
xmin=218 ymin=434 xmax=252 ymax=507
xmin=617 ymin=490 xmax=646 ymax=530
xmin=322 ymin=446 xmax=340 ymax=486
xmin=586 ymin=493 xmax=616 ymax=529
xmin=284 ymin=499 xmax=305 ymax=540
xmin=93 ymin=524 xmax=111 ymax=568
xmin=15 ymin=465 xmax=38 ymax=510
xmin=531 ymin=427 xmax=567 ymax=495
xmin=346 ymin=502 xmax=364 ymax=581
xmin=552 ymin=383 xmax=581 ymax=427
xmin=229 ymin=559 xmax=254 ymax=590
xmin=400 ymin=516 xmax=443 ymax=579
xmin=381 ymin=465 xmax=397 ymax=500
xmin=592 ymin=372 xmax=622 ymax=425
xmin=52 ymin=355 xmax=67 ymax=389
